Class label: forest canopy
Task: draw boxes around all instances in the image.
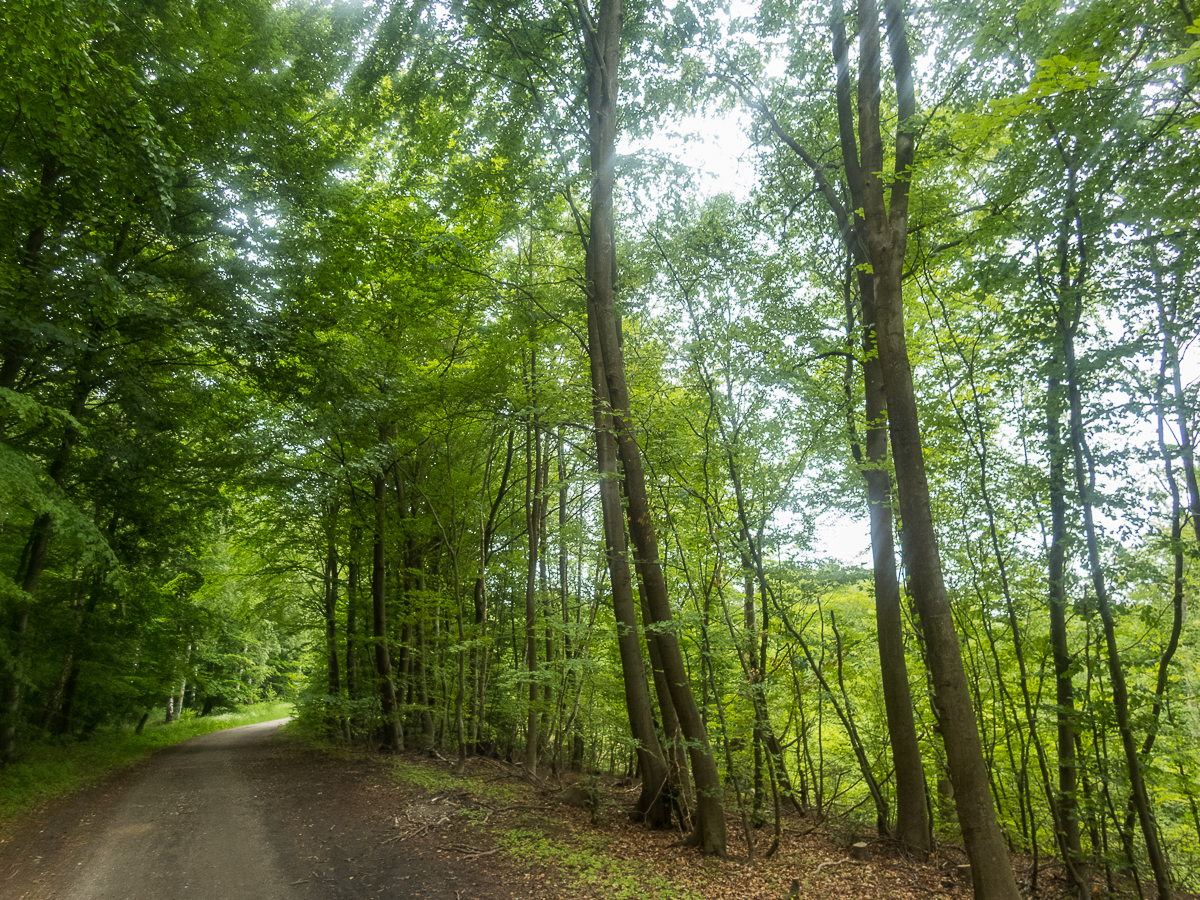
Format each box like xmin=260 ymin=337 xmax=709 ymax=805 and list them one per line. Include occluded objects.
xmin=2 ymin=0 xmax=1198 ymax=897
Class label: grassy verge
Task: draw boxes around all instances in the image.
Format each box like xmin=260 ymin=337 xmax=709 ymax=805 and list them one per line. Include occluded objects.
xmin=0 ymin=701 xmax=292 ymax=827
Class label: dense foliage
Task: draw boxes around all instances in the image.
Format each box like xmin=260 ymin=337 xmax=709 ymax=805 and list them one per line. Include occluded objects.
xmin=2 ymin=0 xmax=1197 ymax=896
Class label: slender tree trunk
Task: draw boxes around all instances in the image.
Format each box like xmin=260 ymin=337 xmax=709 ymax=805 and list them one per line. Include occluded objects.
xmin=418 ymin=618 xmax=434 ymax=748
xmin=744 ymin=563 xmax=765 ymax=828
xmin=578 ymin=0 xmax=726 ymax=853
xmin=1113 ymin=329 xmax=1189 ymax=848
xmin=853 ymin=0 xmax=1019 ymax=893
xmin=372 ymin=471 xmax=401 ymax=753
xmin=1157 ymin=290 xmax=1200 ymax=545
xmin=585 ymin=310 xmax=671 ymax=826
xmin=39 ymin=571 xmax=91 ymax=736
xmin=751 ymin=3 xmax=929 ymax=849
xmin=827 ymin=26 xmax=931 ymax=845
xmin=524 ymin=415 xmax=542 ymax=775
xmin=324 ymin=515 xmax=346 ymax=740
xmin=347 ymin=525 xmax=361 ymax=702
xmin=1063 ymin=320 xmax=1172 ymax=899
xmin=1 ymin=368 xmax=94 ymax=762
xmin=1047 ymin=374 xmax=1088 ymax=896
xmin=472 ymin=429 xmax=514 ymax=751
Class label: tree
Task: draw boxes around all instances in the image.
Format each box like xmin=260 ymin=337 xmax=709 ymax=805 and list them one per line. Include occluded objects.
xmin=827 ymin=0 xmax=1018 ymax=893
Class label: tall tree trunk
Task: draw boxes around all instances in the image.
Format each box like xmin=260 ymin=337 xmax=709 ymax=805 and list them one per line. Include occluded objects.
xmin=634 ymin=551 xmax=692 ymax=823
xmin=38 ymin=570 xmax=91 ymax=736
xmin=524 ymin=413 xmax=543 ymax=775
xmin=1155 ymin=270 xmax=1200 ymax=546
xmin=1 ymin=367 xmax=94 ymax=763
xmin=1047 ymin=374 xmax=1088 ymax=896
xmin=347 ymin=525 xmax=361 ymax=702
xmin=585 ymin=310 xmax=671 ymax=827
xmin=472 ymin=430 xmax=514 ymax=751
xmin=827 ymin=8 xmax=931 ymax=851
xmin=748 ymin=3 xmax=929 ymax=849
xmin=1063 ymin=321 xmax=1172 ymax=900
xmin=1113 ymin=323 xmax=1190 ymax=850
xmin=851 ymin=0 xmax=1019 ymax=893
xmin=578 ymin=0 xmax=725 ymax=854
xmin=372 ymin=471 xmax=402 ymax=753
xmin=324 ymin=514 xmax=345 ymax=740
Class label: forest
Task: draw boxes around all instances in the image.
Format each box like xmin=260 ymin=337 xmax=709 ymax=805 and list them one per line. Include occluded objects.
xmin=1 ymin=0 xmax=1198 ymax=898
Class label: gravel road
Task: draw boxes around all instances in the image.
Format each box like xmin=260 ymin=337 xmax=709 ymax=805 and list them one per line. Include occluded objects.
xmin=61 ymin=720 xmax=299 ymax=900
xmin=0 ymin=721 xmax=518 ymax=900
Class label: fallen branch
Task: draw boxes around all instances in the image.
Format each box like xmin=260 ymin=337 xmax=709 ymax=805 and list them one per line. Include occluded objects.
xmin=443 ymin=843 xmax=501 ymax=858
xmin=815 ymin=857 xmax=867 ymax=875
xmin=380 ymin=824 xmax=429 ymax=844
xmin=473 ymin=801 xmax=553 ymax=813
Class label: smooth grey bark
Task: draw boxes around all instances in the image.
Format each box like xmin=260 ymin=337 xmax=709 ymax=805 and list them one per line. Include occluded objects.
xmin=1047 ymin=375 xmax=1088 ymax=897
xmin=524 ymin=414 xmax=544 ymax=775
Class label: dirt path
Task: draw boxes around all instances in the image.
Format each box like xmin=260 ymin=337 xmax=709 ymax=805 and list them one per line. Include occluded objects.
xmin=1 ymin=723 xmax=1102 ymax=900
xmin=0 ymin=722 xmax=521 ymax=900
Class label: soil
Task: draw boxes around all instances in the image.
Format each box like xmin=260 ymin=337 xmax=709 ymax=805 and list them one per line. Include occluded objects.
xmin=0 ymin=721 xmax=1179 ymax=900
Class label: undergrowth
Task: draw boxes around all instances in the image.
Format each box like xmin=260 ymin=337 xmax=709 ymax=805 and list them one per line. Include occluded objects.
xmin=390 ymin=758 xmax=518 ymax=803
xmin=0 ymin=701 xmax=292 ymax=827
xmin=498 ymin=827 xmax=705 ymax=900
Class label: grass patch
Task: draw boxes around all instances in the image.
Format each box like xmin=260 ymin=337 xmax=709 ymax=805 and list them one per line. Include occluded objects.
xmin=498 ymin=827 xmax=703 ymax=900
xmin=391 ymin=759 xmax=464 ymax=794
xmin=0 ymin=701 xmax=292 ymax=828
xmin=389 ymin=758 xmax=518 ymax=804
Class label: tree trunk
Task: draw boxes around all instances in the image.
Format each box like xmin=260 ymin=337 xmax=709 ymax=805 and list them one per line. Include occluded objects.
xmin=751 ymin=2 xmax=929 ymax=850
xmin=324 ymin=517 xmax=345 ymax=741
xmin=1047 ymin=374 xmax=1088 ymax=896
xmin=854 ymin=0 xmax=1019 ymax=894
xmin=372 ymin=471 xmax=402 ymax=753
xmin=585 ymin=310 xmax=672 ymax=827
xmin=347 ymin=526 xmax=361 ymax=702
xmin=472 ymin=429 xmax=514 ymax=751
xmin=1 ymin=368 xmax=94 ymax=762
xmin=578 ymin=0 xmax=725 ymax=854
xmin=827 ymin=6 xmax=931 ymax=850
xmin=524 ymin=415 xmax=542 ymax=775
xmin=1063 ymin=321 xmax=1172 ymax=900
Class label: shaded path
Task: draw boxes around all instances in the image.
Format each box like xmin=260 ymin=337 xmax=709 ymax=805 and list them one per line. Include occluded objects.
xmin=64 ymin=720 xmax=297 ymax=900
xmin=0 ymin=722 xmax=515 ymax=900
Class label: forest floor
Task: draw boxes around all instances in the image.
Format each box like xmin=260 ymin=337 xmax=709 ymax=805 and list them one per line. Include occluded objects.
xmin=369 ymin=746 xmax=1081 ymax=900
xmin=0 ymin=723 xmax=1162 ymax=900
xmin=276 ymin=729 xmax=1097 ymax=900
